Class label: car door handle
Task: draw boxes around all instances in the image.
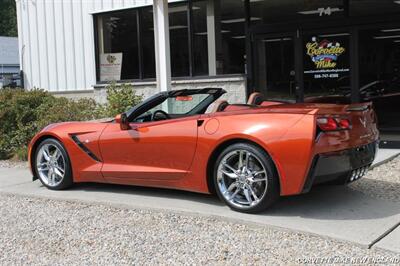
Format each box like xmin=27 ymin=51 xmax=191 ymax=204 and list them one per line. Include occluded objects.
xmin=197 ymin=120 xmax=204 ymax=127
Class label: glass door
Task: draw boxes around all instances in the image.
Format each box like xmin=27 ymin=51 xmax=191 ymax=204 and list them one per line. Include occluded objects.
xmin=358 ymin=25 xmax=400 ymax=148
xmin=253 ymin=33 xmax=299 ymax=102
xmin=302 ymin=31 xmax=351 ymax=102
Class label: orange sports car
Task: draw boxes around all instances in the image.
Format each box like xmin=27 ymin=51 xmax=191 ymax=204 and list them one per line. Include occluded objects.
xmin=28 ymin=88 xmax=379 ymax=213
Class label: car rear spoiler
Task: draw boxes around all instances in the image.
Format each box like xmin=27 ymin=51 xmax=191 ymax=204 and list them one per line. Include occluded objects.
xmin=346 ymin=102 xmax=372 ymax=112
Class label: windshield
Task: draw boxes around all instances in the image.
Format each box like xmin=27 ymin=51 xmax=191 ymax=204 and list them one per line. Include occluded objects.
xmin=127 ymin=88 xmax=226 ymax=123
xmin=134 ymin=94 xmax=211 ymax=122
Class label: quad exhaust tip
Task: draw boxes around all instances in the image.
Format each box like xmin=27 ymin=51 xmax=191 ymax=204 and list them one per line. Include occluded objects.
xmin=349 ymin=166 xmax=369 ymax=182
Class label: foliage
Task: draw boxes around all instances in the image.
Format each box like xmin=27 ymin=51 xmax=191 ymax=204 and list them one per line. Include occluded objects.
xmin=100 ymin=82 xmax=143 ymax=117
xmin=0 ymin=84 xmax=142 ymax=160
xmin=0 ymin=0 xmax=17 ymax=37
xmin=0 ymin=88 xmax=100 ymax=159
xmin=0 ymin=88 xmax=52 ymax=159
xmin=35 ymin=97 xmax=101 ymax=130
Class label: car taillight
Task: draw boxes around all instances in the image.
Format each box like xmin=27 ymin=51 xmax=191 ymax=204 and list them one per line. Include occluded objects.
xmin=317 ymin=117 xmax=351 ymax=131
xmin=338 ymin=119 xmax=350 ymax=129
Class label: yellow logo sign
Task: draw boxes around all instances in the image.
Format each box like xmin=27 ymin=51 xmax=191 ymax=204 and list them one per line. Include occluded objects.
xmin=306 ymin=37 xmax=345 ymax=69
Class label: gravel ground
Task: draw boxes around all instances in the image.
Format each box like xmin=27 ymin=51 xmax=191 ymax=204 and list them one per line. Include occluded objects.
xmin=0 ymin=194 xmax=398 ymax=266
xmin=0 ymin=160 xmax=28 ymax=169
xmin=349 ymin=156 xmax=400 ymax=203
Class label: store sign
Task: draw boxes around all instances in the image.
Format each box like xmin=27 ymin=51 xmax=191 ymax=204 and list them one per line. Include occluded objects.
xmin=304 ymin=37 xmax=349 ymax=79
xmin=100 ymin=53 xmax=123 ymax=81
xmin=306 ymin=37 xmax=345 ymax=69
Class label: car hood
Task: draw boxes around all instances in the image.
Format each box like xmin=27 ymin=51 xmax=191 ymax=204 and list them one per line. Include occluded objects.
xmin=40 ymin=120 xmax=112 ymax=135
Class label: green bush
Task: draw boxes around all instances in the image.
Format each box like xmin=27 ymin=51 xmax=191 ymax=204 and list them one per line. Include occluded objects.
xmin=101 ymin=82 xmax=143 ymax=117
xmin=0 ymin=84 xmax=142 ymax=160
xmin=0 ymin=88 xmax=53 ymax=159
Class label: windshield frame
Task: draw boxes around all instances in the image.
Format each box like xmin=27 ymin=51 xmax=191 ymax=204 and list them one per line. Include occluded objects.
xmin=125 ymin=88 xmax=226 ymax=122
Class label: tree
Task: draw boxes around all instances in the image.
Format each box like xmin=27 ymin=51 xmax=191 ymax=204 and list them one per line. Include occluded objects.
xmin=0 ymin=0 xmax=17 ymax=37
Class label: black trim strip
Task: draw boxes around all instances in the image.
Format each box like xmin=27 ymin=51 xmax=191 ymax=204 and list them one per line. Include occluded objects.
xmin=71 ymin=135 xmax=102 ymax=162
xmin=302 ymin=155 xmax=320 ymax=193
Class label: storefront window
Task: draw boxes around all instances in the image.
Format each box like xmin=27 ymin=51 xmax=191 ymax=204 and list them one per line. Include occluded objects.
xmin=254 ymin=36 xmax=296 ymax=102
xmin=96 ymin=10 xmax=140 ymax=81
xmin=95 ymin=1 xmax=247 ymax=82
xmin=219 ymin=0 xmax=246 ymax=74
xmin=141 ymin=7 xmax=156 ymax=79
xmin=192 ymin=1 xmax=208 ymax=76
xmin=303 ymin=32 xmax=350 ymax=100
xmin=359 ymin=27 xmax=400 ymax=139
xmin=169 ymin=3 xmax=190 ymax=77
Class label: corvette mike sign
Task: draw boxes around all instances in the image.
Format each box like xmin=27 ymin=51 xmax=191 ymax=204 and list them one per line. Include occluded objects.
xmin=100 ymin=53 xmax=123 ymax=81
xmin=304 ymin=36 xmax=349 ymax=79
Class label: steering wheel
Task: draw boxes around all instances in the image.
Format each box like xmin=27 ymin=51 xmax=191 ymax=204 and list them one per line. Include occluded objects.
xmin=151 ymin=110 xmax=170 ymax=121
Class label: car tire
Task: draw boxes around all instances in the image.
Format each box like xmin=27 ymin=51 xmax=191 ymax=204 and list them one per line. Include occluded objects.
xmin=213 ymin=143 xmax=279 ymax=213
xmin=34 ymin=138 xmax=73 ymax=190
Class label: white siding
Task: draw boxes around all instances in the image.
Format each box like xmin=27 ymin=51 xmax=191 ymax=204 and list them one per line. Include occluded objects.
xmin=16 ymin=0 xmax=154 ymax=92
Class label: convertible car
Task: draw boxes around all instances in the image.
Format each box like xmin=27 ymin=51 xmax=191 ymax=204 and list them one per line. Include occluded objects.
xmin=28 ymin=88 xmax=379 ymax=213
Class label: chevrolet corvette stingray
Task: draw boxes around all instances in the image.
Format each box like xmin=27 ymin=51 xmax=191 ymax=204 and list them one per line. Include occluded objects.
xmin=28 ymin=88 xmax=379 ymax=213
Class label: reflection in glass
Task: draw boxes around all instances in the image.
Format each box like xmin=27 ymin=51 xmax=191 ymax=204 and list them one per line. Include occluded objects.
xmin=219 ymin=0 xmax=246 ymax=74
xmin=141 ymin=7 xmax=156 ymax=79
xmin=169 ymin=3 xmax=190 ymax=77
xmin=255 ymin=37 xmax=296 ymax=102
xmin=359 ymin=27 xmax=400 ymax=138
xmin=192 ymin=1 xmax=208 ymax=76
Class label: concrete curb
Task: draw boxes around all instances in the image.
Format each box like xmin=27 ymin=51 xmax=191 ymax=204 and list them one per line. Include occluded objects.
xmin=371 ymin=153 xmax=400 ymax=169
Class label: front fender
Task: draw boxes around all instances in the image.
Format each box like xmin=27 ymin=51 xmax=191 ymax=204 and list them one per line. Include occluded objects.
xmin=28 ymin=122 xmax=109 ymax=183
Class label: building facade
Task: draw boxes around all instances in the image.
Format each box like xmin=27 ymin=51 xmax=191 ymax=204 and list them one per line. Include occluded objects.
xmin=16 ymin=0 xmax=400 ymax=147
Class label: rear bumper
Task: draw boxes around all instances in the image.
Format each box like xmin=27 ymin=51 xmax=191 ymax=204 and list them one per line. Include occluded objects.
xmin=302 ymin=141 xmax=378 ymax=193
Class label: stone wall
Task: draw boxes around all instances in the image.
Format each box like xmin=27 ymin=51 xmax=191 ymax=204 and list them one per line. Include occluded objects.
xmin=94 ymin=75 xmax=247 ymax=104
xmin=51 ymin=76 xmax=247 ymax=105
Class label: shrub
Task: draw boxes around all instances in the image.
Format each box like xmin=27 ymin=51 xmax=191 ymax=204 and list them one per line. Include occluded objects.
xmin=35 ymin=97 xmax=101 ymax=130
xmin=0 ymin=88 xmax=53 ymax=159
xmin=0 ymin=89 xmax=102 ymax=160
xmin=0 ymin=84 xmax=142 ymax=160
xmin=101 ymin=82 xmax=143 ymax=117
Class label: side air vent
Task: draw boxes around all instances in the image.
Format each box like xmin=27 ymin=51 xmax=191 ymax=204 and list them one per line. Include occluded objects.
xmin=71 ymin=135 xmax=101 ymax=162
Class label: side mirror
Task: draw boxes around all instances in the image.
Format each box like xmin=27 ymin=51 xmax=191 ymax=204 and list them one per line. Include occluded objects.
xmin=115 ymin=113 xmax=130 ymax=130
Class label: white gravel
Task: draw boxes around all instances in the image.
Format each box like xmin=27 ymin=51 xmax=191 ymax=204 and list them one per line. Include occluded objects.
xmin=349 ymin=156 xmax=400 ymax=203
xmin=0 ymin=194 xmax=398 ymax=265
xmin=0 ymin=160 xmax=28 ymax=169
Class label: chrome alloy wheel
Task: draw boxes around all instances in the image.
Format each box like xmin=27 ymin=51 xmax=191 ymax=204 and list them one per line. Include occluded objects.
xmin=36 ymin=143 xmax=66 ymax=187
xmin=217 ymin=149 xmax=268 ymax=209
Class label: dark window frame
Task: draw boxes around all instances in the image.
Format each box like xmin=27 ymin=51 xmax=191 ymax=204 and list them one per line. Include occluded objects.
xmin=93 ymin=0 xmax=248 ymax=83
xmin=246 ymin=0 xmax=400 ymax=104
